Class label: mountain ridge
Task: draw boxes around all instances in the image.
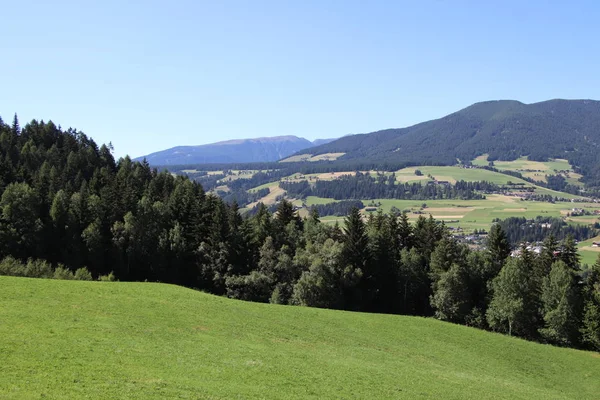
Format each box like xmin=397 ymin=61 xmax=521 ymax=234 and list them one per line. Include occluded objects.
xmin=301 ymin=99 xmax=600 ymax=186
xmin=136 ymin=135 xmax=337 ymax=165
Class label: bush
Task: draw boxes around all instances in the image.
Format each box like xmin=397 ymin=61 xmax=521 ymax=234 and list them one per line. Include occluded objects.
xmin=53 ymin=266 xmax=74 ymax=280
xmin=98 ymin=272 xmax=117 ymax=282
xmin=24 ymin=259 xmax=54 ymax=278
xmin=74 ymin=267 xmax=93 ymax=281
xmin=0 ymin=256 xmax=27 ymax=277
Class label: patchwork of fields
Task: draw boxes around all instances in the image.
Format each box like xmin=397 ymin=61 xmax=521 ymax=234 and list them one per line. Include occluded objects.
xmin=200 ymin=162 xmax=600 ymax=264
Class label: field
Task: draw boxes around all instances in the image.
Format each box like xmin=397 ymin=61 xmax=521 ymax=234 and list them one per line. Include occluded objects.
xmin=472 ymin=155 xmax=583 ymax=186
xmin=248 ymin=165 xmax=584 ymax=207
xmin=205 ymin=165 xmax=599 ymax=263
xmin=280 ymin=153 xmax=345 ymax=162
xmin=577 ymin=235 xmax=600 ymax=266
xmin=364 ymin=195 xmax=596 ymax=229
xmin=2 ymin=276 xmax=599 ymax=399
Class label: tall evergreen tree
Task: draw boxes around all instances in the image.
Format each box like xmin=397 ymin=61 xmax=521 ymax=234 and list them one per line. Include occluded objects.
xmin=486 ymin=223 xmax=511 ymax=275
xmin=559 ymin=235 xmax=580 ymax=271
xmin=580 ymin=255 xmax=600 ymax=350
xmin=341 ymin=207 xmax=369 ymax=310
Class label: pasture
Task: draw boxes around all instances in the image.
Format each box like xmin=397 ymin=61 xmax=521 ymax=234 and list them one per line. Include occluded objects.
xmin=1 ymin=276 xmax=599 ymax=399
xmin=472 ymin=155 xmax=583 ymax=186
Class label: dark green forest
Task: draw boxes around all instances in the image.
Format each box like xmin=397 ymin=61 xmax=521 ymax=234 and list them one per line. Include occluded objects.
xmin=496 ymin=216 xmax=599 ymax=245
xmin=280 ymin=173 xmax=498 ymax=200
xmin=1 ymin=115 xmax=600 ymax=352
xmin=303 ymin=99 xmax=600 ymax=189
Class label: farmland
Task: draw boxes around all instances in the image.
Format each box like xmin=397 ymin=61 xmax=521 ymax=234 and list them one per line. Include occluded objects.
xmin=190 ymin=163 xmax=599 ymax=263
xmin=472 ymin=155 xmax=583 ymax=186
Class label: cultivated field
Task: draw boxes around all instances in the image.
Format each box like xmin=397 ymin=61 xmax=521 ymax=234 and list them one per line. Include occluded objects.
xmin=200 ymin=165 xmax=598 ymax=263
xmin=2 ymin=276 xmax=599 ymax=399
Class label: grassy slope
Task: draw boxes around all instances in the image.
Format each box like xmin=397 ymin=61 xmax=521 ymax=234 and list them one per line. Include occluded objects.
xmin=472 ymin=156 xmax=583 ymax=186
xmin=1 ymin=277 xmax=599 ymax=399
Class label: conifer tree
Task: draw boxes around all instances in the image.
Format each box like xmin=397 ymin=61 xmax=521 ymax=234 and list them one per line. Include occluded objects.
xmin=486 ymin=223 xmax=511 ymax=275
xmin=580 ymin=255 xmax=600 ymax=350
xmin=341 ymin=207 xmax=369 ymax=310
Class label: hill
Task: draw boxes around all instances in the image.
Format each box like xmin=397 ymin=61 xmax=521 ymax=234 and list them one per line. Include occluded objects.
xmin=1 ymin=276 xmax=599 ymax=399
xmin=302 ymin=99 xmax=600 ymax=187
xmin=136 ymin=136 xmax=337 ymax=165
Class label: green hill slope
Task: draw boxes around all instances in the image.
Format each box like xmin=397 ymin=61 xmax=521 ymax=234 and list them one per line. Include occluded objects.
xmin=1 ymin=277 xmax=599 ymax=399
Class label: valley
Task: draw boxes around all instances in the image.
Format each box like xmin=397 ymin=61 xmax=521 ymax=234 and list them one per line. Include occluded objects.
xmin=183 ymin=158 xmax=600 ymax=266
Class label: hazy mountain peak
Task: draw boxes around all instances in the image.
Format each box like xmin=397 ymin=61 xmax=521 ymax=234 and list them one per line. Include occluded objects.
xmin=136 ymin=135 xmax=335 ymax=165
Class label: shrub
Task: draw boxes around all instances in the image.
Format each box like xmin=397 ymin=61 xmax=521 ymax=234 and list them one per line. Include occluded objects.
xmin=0 ymin=256 xmax=27 ymax=277
xmin=24 ymin=259 xmax=54 ymax=278
xmin=53 ymin=266 xmax=74 ymax=280
xmin=74 ymin=267 xmax=93 ymax=281
xmin=98 ymin=272 xmax=117 ymax=282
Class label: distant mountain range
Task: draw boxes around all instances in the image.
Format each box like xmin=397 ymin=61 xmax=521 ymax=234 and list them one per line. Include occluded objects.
xmin=136 ymin=136 xmax=337 ymax=165
xmin=139 ymin=99 xmax=600 ymax=187
xmin=298 ymin=99 xmax=600 ymax=186
xmin=304 ymin=99 xmax=600 ymax=162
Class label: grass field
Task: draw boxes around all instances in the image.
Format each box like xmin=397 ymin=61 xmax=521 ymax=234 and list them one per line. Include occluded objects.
xmin=394 ymin=166 xmax=580 ymax=198
xmin=1 ymin=276 xmax=599 ymax=399
xmin=360 ymin=195 xmax=596 ymax=230
xmin=472 ymin=156 xmax=583 ymax=186
xmin=280 ymin=153 xmax=345 ymax=162
xmin=577 ymin=235 xmax=600 ymax=266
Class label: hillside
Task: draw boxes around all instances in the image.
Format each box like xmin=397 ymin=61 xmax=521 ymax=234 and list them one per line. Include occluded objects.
xmin=302 ymin=99 xmax=600 ymax=187
xmin=1 ymin=276 xmax=599 ymax=399
xmin=136 ymin=136 xmax=336 ymax=165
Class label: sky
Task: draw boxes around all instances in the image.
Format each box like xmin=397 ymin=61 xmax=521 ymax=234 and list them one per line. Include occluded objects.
xmin=1 ymin=1 xmax=599 ymax=159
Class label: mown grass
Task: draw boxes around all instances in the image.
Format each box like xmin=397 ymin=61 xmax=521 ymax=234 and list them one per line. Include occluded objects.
xmin=1 ymin=276 xmax=599 ymax=399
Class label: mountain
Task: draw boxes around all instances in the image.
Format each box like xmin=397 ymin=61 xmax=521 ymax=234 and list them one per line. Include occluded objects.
xmin=136 ymin=136 xmax=334 ymax=165
xmin=303 ymin=99 xmax=600 ymax=186
xmin=311 ymin=138 xmax=337 ymax=146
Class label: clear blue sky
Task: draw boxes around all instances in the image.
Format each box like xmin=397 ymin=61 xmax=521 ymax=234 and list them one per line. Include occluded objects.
xmin=2 ymin=1 xmax=599 ymax=159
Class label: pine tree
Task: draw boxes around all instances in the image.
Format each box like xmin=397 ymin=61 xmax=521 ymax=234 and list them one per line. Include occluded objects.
xmin=11 ymin=114 xmax=20 ymax=136
xmin=486 ymin=223 xmax=511 ymax=275
xmin=341 ymin=207 xmax=369 ymax=310
xmin=580 ymin=255 xmax=600 ymax=350
xmin=537 ymin=235 xmax=558 ymax=277
xmin=560 ymin=235 xmax=580 ymax=271
xmin=397 ymin=211 xmax=413 ymax=250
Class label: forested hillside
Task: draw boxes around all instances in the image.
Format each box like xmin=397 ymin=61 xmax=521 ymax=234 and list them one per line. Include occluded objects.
xmin=304 ymin=99 xmax=600 ymax=188
xmin=1 ymin=114 xmax=600 ymax=353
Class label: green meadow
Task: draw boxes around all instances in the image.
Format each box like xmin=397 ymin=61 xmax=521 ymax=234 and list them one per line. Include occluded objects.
xmin=1 ymin=276 xmax=599 ymax=399
xmin=472 ymin=155 xmax=583 ymax=186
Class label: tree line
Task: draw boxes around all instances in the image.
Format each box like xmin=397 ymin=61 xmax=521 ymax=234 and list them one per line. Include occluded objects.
xmin=1 ymin=115 xmax=599 ymax=352
xmin=496 ymin=216 xmax=599 ymax=245
xmin=279 ymin=173 xmax=498 ymax=200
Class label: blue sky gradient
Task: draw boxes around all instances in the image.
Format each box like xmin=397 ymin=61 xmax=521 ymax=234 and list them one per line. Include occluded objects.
xmin=2 ymin=1 xmax=599 ymax=158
